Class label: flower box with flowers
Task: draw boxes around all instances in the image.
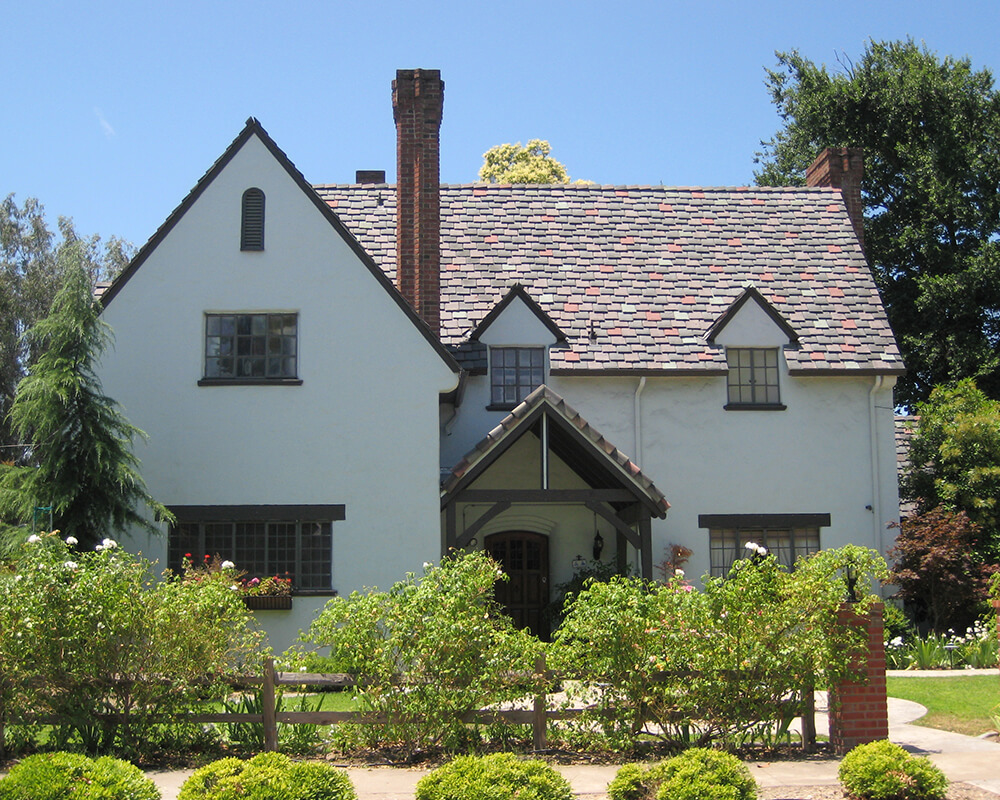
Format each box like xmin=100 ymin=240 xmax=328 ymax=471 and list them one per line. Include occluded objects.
xmin=181 ymin=554 xmax=293 ymax=610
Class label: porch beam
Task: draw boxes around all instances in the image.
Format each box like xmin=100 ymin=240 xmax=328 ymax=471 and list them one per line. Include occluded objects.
xmin=445 ymin=503 xmax=457 ymax=552
xmin=455 ymin=500 xmax=512 ymax=548
xmin=450 ymin=489 xmax=636 ymax=505
xmin=586 ymin=500 xmax=641 ymax=550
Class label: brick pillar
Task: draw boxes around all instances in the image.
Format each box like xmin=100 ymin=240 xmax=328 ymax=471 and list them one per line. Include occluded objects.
xmin=806 ymin=148 xmax=865 ymax=255
xmin=993 ymin=600 xmax=1000 ymax=668
xmin=392 ymin=68 xmax=443 ymax=333
xmin=829 ymin=602 xmax=888 ymax=755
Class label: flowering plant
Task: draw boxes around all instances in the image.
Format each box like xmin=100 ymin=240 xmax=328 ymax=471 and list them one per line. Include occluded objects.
xmin=181 ymin=554 xmax=293 ymax=597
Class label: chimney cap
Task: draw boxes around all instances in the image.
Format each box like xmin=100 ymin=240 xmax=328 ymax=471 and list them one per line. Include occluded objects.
xmin=356 ymin=170 xmax=386 ymax=184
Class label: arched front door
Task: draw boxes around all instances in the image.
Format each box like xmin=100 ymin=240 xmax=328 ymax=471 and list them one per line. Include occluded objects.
xmin=485 ymin=531 xmax=549 ymax=638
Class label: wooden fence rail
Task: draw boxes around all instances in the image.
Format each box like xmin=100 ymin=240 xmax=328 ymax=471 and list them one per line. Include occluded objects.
xmin=3 ymin=656 xmax=816 ymax=756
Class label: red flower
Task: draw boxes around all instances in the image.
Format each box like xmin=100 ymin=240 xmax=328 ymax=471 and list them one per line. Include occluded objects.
xmin=184 ymin=553 xmax=192 ymax=558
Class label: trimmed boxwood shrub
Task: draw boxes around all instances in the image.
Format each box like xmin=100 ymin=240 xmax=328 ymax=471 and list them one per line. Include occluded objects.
xmin=0 ymin=751 xmax=160 ymax=800
xmin=177 ymin=752 xmax=355 ymax=800
xmin=838 ymin=740 xmax=947 ymax=800
xmin=415 ymin=753 xmax=573 ymax=800
xmin=609 ymin=749 xmax=756 ymax=800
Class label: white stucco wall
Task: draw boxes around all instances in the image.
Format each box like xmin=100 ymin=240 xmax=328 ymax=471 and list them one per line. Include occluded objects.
xmin=442 ymin=356 xmax=900 ymax=587
xmin=97 ymin=133 xmax=457 ymax=652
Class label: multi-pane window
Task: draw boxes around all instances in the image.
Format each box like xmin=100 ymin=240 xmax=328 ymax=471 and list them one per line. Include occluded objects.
xmin=726 ymin=347 xmax=780 ymax=406
xmin=709 ymin=527 xmax=820 ymax=577
xmin=241 ymin=188 xmax=265 ymax=250
xmin=490 ymin=347 xmax=544 ymax=407
xmin=204 ymin=313 xmax=297 ymax=380
xmin=169 ymin=519 xmax=332 ymax=592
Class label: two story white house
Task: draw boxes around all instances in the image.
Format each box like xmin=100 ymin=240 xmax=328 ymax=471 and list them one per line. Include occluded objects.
xmin=97 ymin=70 xmax=903 ymax=649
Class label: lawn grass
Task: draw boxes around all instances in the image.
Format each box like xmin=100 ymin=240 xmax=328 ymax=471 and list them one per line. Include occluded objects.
xmin=886 ymin=674 xmax=999 ymax=737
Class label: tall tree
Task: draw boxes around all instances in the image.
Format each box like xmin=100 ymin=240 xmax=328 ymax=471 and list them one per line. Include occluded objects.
xmin=900 ymin=379 xmax=1000 ymax=561
xmin=755 ymin=40 xmax=1000 ymax=408
xmin=479 ymin=139 xmax=571 ymax=184
xmin=0 ymin=253 xmax=170 ymax=549
xmin=0 ymin=194 xmax=130 ymax=454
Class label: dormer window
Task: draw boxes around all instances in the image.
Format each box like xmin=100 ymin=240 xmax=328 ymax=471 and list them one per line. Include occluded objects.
xmin=725 ymin=347 xmax=783 ymax=409
xmin=241 ymin=188 xmax=265 ymax=250
xmin=490 ymin=347 xmax=543 ymax=408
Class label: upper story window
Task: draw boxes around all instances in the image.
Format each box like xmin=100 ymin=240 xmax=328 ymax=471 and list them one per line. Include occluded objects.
xmin=202 ymin=313 xmax=298 ymax=383
xmin=490 ymin=347 xmax=543 ymax=409
xmin=725 ymin=347 xmax=783 ymax=409
xmin=241 ymin=188 xmax=265 ymax=250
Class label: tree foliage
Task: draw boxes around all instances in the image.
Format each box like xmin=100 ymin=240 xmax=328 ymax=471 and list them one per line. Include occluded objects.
xmin=0 ymin=257 xmax=169 ymax=550
xmin=755 ymin=40 xmax=1000 ymax=407
xmin=1 ymin=194 xmax=130 ymax=452
xmin=888 ymin=507 xmax=992 ymax=632
xmin=479 ymin=139 xmax=571 ymax=184
xmin=900 ymin=379 xmax=1000 ymax=560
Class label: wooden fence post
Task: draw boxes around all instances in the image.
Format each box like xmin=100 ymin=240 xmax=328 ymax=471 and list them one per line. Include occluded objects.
xmin=532 ymin=654 xmax=547 ymax=752
xmin=262 ymin=657 xmax=278 ymax=752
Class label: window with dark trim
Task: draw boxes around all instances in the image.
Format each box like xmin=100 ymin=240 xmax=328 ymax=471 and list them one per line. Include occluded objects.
xmin=725 ymin=347 xmax=783 ymax=408
xmin=168 ymin=518 xmax=333 ymax=592
xmin=700 ymin=513 xmax=829 ymax=577
xmin=490 ymin=347 xmax=544 ymax=408
xmin=203 ymin=313 xmax=297 ymax=381
xmin=241 ymin=188 xmax=265 ymax=250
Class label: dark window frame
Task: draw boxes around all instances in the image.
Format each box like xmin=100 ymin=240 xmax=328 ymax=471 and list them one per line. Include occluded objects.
xmin=201 ymin=312 xmax=299 ymax=384
xmin=241 ymin=188 xmax=265 ymax=251
xmin=489 ymin=346 xmax=544 ymax=409
xmin=167 ymin=507 xmax=343 ymax=595
xmin=700 ymin=513 xmax=830 ymax=578
xmin=725 ymin=347 xmax=784 ymax=410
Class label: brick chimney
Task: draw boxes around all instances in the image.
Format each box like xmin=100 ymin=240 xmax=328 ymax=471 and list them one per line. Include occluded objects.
xmin=392 ymin=69 xmax=443 ymax=333
xmin=806 ymin=148 xmax=865 ymax=253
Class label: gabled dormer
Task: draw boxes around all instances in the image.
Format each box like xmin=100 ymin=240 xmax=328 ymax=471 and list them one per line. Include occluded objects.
xmin=707 ymin=286 xmax=798 ymax=411
xmin=471 ymin=285 xmax=567 ymax=410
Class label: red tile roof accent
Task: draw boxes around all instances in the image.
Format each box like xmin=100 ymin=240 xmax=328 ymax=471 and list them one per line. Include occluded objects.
xmin=668 ymin=243 xmax=682 ymax=252
xmin=830 ymin=287 xmax=845 ymax=297
xmin=646 ymin=311 xmax=661 ymax=321
xmin=659 ymin=203 xmax=673 ymax=212
xmin=586 ymin=287 xmax=600 ymax=295
xmin=600 ymin=264 xmax=614 ymax=273
xmin=564 ymin=302 xmax=579 ymax=312
xmin=484 ymin=235 xmax=499 ymax=243
xmin=828 ymin=244 xmax=842 ymax=253
xmin=728 ymin=238 xmax=742 ymax=246
xmin=620 ymin=236 xmax=635 ymax=245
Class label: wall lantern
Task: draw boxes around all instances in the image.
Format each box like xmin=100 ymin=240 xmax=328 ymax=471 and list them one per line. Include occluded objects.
xmin=592 ymin=531 xmax=604 ymax=560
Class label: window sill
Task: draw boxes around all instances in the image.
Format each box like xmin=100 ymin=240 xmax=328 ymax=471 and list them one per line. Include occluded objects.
xmin=724 ymin=403 xmax=787 ymax=411
xmin=198 ymin=378 xmax=303 ymax=387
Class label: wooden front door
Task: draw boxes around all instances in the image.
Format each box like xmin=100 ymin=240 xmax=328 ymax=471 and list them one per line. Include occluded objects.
xmin=486 ymin=531 xmax=549 ymax=638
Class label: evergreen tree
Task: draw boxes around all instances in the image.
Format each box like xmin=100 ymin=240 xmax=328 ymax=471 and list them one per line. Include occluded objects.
xmin=0 ymin=248 xmax=169 ymax=549
xmin=755 ymin=40 xmax=1000 ymax=408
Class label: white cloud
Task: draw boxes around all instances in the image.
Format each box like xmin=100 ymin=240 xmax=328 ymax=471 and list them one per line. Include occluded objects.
xmin=94 ymin=107 xmax=116 ymax=138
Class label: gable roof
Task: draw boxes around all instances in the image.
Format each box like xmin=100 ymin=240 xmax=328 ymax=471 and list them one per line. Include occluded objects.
xmin=706 ymin=285 xmax=799 ymax=345
xmin=315 ymin=183 xmax=904 ymax=377
xmin=470 ymin=283 xmax=568 ymax=343
xmin=99 ymin=119 xmax=458 ymax=372
xmin=442 ymin=384 xmax=670 ymax=518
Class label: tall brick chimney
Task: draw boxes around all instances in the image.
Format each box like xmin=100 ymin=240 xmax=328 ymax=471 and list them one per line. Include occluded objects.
xmin=806 ymin=148 xmax=865 ymax=254
xmin=392 ymin=69 xmax=443 ymax=333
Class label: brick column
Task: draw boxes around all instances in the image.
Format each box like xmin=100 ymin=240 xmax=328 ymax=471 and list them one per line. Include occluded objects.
xmin=806 ymin=147 xmax=865 ymax=255
xmin=828 ymin=602 xmax=888 ymax=755
xmin=993 ymin=600 xmax=1000 ymax=668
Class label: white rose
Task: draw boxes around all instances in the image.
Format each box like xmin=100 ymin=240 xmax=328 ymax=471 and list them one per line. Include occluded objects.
xmin=65 ymin=536 xmax=78 ymax=546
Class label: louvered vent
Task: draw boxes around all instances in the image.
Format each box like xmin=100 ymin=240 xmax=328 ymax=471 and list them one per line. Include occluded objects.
xmin=241 ymin=188 xmax=265 ymax=250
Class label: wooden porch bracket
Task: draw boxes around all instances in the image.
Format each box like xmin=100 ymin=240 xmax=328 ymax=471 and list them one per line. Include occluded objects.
xmin=453 ymin=500 xmax=512 ymax=549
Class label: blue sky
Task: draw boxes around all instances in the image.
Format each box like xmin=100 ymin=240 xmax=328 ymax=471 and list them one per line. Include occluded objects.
xmin=4 ymin=0 xmax=1000 ymax=249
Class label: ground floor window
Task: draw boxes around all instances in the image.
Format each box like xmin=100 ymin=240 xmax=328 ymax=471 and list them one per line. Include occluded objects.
xmin=699 ymin=513 xmax=829 ymax=577
xmin=167 ymin=505 xmax=343 ymax=593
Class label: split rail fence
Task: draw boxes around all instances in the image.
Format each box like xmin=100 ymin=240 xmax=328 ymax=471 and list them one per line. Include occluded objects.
xmin=3 ymin=656 xmax=817 ymax=755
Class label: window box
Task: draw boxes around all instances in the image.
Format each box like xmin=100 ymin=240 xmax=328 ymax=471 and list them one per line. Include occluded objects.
xmin=243 ymin=595 xmax=292 ymax=611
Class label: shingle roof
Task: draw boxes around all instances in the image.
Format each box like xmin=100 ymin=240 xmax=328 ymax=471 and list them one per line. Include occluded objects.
xmin=442 ymin=384 xmax=670 ymax=517
xmin=314 ymin=183 xmax=904 ymax=375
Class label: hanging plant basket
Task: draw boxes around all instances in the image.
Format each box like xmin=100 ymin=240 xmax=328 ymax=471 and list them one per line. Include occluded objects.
xmin=243 ymin=595 xmax=292 ymax=611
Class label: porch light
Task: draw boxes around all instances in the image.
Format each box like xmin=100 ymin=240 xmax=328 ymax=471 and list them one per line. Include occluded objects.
xmin=592 ymin=531 xmax=604 ymax=560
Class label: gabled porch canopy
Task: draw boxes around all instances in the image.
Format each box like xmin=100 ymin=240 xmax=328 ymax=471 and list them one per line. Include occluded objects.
xmin=441 ymin=385 xmax=669 ymax=579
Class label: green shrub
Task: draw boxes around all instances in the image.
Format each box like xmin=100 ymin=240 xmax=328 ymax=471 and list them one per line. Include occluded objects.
xmin=415 ymin=753 xmax=572 ymax=800
xmin=838 ymin=740 xmax=947 ymax=800
xmin=178 ymin=752 xmax=355 ymax=800
xmin=0 ymin=751 xmax=160 ymax=800
xmin=303 ymin=552 xmax=544 ymax=752
xmin=652 ymin=749 xmax=756 ymax=800
xmin=607 ymin=761 xmax=672 ymax=800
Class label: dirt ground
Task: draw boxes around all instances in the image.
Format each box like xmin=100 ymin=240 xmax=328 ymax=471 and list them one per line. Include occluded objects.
xmin=758 ymin=784 xmax=998 ymax=800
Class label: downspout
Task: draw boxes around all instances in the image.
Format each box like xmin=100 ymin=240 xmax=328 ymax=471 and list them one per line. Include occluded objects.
xmin=634 ymin=377 xmax=647 ymax=467
xmin=868 ymin=375 xmax=884 ymax=557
